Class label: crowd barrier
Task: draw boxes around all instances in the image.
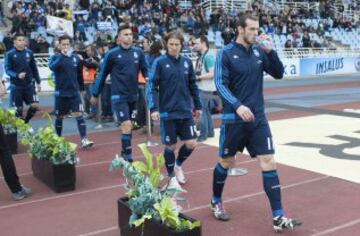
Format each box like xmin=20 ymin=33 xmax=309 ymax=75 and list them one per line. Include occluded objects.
xmin=1 ymin=48 xmax=359 ymax=92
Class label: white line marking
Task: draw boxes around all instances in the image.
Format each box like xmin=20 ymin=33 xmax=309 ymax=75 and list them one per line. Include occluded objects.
xmin=76 ymin=175 xmax=329 ymax=236
xmin=0 ymin=184 xmax=125 ymax=210
xmin=310 ymin=218 xmax=360 ymax=236
xmin=77 ymin=226 xmax=118 ymax=236
xmin=183 ymin=175 xmax=329 ymax=213
xmin=0 ymin=144 xmax=214 ymax=180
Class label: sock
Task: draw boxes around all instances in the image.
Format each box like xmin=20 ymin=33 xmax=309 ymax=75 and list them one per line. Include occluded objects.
xmin=164 ymin=147 xmax=176 ymax=177
xmin=24 ymin=106 xmax=37 ymax=123
xmin=262 ymin=170 xmax=283 ymax=217
xmin=176 ymin=144 xmax=193 ymax=166
xmin=212 ymin=163 xmax=228 ymax=203
xmin=76 ymin=116 xmax=87 ymax=140
xmin=121 ymin=133 xmax=132 ymax=162
xmin=55 ymin=117 xmax=63 ymax=136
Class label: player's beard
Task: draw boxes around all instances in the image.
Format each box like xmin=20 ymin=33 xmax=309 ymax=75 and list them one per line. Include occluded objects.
xmin=244 ymin=35 xmax=255 ymax=45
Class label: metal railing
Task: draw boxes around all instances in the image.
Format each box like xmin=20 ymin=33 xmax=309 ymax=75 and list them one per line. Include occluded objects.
xmin=200 ymin=0 xmax=249 ymax=12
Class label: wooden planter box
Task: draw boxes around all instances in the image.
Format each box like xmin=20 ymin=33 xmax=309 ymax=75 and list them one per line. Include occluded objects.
xmin=31 ymin=158 xmax=76 ymax=193
xmin=5 ymin=131 xmax=18 ymax=154
xmin=118 ymin=197 xmax=202 ymax=236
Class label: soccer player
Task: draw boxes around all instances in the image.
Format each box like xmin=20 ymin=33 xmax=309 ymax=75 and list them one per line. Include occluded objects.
xmin=4 ymin=33 xmax=41 ymax=123
xmin=49 ymin=35 xmax=94 ymax=149
xmin=211 ymin=14 xmax=302 ymax=232
xmin=147 ymin=31 xmax=202 ymax=189
xmin=91 ymin=24 xmax=148 ymax=162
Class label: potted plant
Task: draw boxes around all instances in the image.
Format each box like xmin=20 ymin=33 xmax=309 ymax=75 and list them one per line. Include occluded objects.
xmin=24 ymin=116 xmax=78 ymax=193
xmin=110 ymin=143 xmax=202 ymax=236
xmin=0 ymin=108 xmax=31 ymax=154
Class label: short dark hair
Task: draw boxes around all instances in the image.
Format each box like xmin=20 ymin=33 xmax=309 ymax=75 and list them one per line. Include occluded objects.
xmin=117 ymin=23 xmax=132 ymax=34
xmin=13 ymin=33 xmax=25 ymax=41
xmin=198 ymin=35 xmax=209 ymax=48
xmin=165 ymin=31 xmax=184 ymax=50
xmin=58 ymin=35 xmax=71 ymax=43
xmin=149 ymin=38 xmax=163 ymax=57
xmin=237 ymin=13 xmax=259 ymax=28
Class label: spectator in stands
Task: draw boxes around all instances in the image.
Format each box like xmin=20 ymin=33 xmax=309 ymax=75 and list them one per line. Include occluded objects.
xmin=3 ymin=31 xmax=14 ymax=51
xmin=284 ymin=39 xmax=293 ymax=48
xmin=74 ymin=15 xmax=86 ymax=41
xmin=302 ymin=30 xmax=311 ymax=47
xmin=31 ymin=35 xmax=50 ymax=54
xmin=0 ymin=0 xmax=7 ymax=27
xmin=74 ymin=30 xmax=86 ymax=43
xmin=221 ymin=26 xmax=235 ymax=45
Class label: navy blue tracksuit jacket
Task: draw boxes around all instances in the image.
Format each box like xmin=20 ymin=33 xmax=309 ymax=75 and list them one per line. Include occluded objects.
xmin=147 ymin=54 xmax=202 ymax=120
xmin=4 ymin=48 xmax=41 ymax=88
xmin=92 ymin=46 xmax=148 ymax=102
xmin=48 ymin=53 xmax=84 ymax=97
xmin=215 ymin=42 xmax=284 ymax=123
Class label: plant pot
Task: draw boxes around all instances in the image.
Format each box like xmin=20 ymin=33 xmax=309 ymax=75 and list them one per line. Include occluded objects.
xmin=118 ymin=197 xmax=202 ymax=236
xmin=5 ymin=131 xmax=18 ymax=154
xmin=31 ymin=158 xmax=76 ymax=193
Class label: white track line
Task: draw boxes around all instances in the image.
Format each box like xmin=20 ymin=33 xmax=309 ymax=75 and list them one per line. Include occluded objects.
xmin=0 ymin=144 xmax=216 ymax=180
xmin=183 ymin=175 xmax=329 ymax=213
xmin=0 ymin=184 xmax=125 ymax=210
xmin=310 ymin=218 xmax=360 ymax=236
xmin=77 ymin=226 xmax=118 ymax=236
xmin=0 ymin=158 xmax=254 ymax=209
xmin=76 ymin=175 xmax=329 ymax=236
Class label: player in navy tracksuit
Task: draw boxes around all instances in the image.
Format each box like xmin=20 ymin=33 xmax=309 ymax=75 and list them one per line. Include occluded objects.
xmin=49 ymin=35 xmax=94 ymax=149
xmin=91 ymin=24 xmax=148 ymax=162
xmin=210 ymin=14 xmax=301 ymax=231
xmin=147 ymin=31 xmax=202 ymax=190
xmin=4 ymin=33 xmax=41 ymax=123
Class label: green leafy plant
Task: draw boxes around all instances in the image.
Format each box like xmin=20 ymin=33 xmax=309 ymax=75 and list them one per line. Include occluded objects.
xmin=27 ymin=114 xmax=78 ymax=165
xmin=110 ymin=143 xmax=200 ymax=232
xmin=0 ymin=108 xmax=31 ymax=135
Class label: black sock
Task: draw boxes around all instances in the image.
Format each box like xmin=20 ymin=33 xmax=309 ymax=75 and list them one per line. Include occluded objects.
xmin=24 ymin=106 xmax=37 ymax=123
xmin=121 ymin=133 xmax=132 ymax=162
xmin=76 ymin=116 xmax=87 ymax=139
xmin=176 ymin=144 xmax=193 ymax=166
xmin=55 ymin=117 xmax=63 ymax=136
xmin=212 ymin=163 xmax=228 ymax=203
xmin=262 ymin=170 xmax=283 ymax=217
xmin=164 ymin=147 xmax=176 ymax=177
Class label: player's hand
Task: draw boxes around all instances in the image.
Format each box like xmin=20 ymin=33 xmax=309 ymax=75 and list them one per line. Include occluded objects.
xmin=36 ymin=84 xmax=41 ymax=92
xmin=0 ymin=81 xmax=6 ymax=97
xmin=194 ymin=109 xmax=202 ymax=119
xmin=61 ymin=49 xmax=68 ymax=56
xmin=90 ymin=96 xmax=98 ymax=105
xmin=151 ymin=111 xmax=160 ymax=121
xmin=236 ymin=105 xmax=255 ymax=122
xmin=18 ymin=72 xmax=26 ymax=79
xmin=256 ymin=33 xmax=273 ymax=53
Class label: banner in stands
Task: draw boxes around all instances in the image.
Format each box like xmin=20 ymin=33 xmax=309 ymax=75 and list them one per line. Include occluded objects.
xmin=46 ymin=16 xmax=74 ymax=38
xmin=265 ymin=58 xmax=300 ymax=79
xmin=300 ymin=57 xmax=360 ymax=77
xmin=282 ymin=58 xmax=300 ymax=77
